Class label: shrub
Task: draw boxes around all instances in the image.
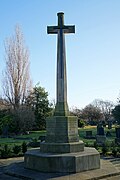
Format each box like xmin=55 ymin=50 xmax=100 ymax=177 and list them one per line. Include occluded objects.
xmin=12 ymin=145 xmax=21 ymax=155
xmin=0 ymin=144 xmax=12 ymax=158
xmin=28 ymin=138 xmax=40 ymax=148
xmin=94 ymin=141 xmax=99 ymax=150
xmin=101 ymin=142 xmax=109 ymax=156
xmin=78 ymin=119 xmax=85 ymax=128
xmin=22 ymin=141 xmax=27 ymax=154
xmin=112 ymin=147 xmax=118 ymax=157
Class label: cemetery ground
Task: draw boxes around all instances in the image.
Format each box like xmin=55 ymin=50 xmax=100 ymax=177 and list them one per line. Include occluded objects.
xmin=0 ymin=125 xmax=119 ymax=159
xmin=1 ymin=126 xmax=120 ymax=179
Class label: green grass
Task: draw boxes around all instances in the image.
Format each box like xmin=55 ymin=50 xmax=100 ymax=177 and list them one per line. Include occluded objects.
xmin=0 ymin=130 xmax=46 ymax=148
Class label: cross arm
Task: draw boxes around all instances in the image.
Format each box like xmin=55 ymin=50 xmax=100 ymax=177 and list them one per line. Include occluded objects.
xmin=64 ymin=25 xmax=75 ymax=34
xmin=47 ymin=26 xmax=58 ymax=34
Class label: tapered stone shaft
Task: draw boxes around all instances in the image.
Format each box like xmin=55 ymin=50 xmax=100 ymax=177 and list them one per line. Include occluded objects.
xmin=47 ymin=12 xmax=75 ymax=116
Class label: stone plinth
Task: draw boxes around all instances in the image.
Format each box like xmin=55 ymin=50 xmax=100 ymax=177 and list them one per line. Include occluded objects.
xmin=40 ymin=141 xmax=84 ymax=153
xmin=40 ymin=115 xmax=84 ymax=153
xmin=24 ymin=147 xmax=100 ymax=173
xmin=45 ymin=116 xmax=79 ymax=143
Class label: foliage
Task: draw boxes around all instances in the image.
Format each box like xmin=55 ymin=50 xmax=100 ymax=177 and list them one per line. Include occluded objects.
xmin=0 ymin=109 xmax=15 ymax=134
xmin=28 ymin=138 xmax=40 ymax=148
xmin=101 ymin=142 xmax=110 ymax=155
xmin=78 ymin=119 xmax=85 ymax=128
xmin=82 ymin=104 xmax=102 ymax=125
xmin=11 ymin=106 xmax=35 ymax=134
xmin=112 ymin=104 xmax=120 ymax=124
xmin=22 ymin=141 xmax=27 ymax=153
xmin=12 ymin=145 xmax=21 ymax=154
xmin=26 ymin=84 xmax=53 ymax=130
xmin=112 ymin=147 xmax=118 ymax=157
xmin=94 ymin=141 xmax=99 ymax=150
xmin=0 ymin=144 xmax=12 ymax=158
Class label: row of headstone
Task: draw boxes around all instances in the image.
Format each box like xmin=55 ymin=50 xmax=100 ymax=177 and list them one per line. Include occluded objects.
xmin=85 ymin=121 xmax=111 ymax=145
xmin=95 ymin=121 xmax=120 ymax=145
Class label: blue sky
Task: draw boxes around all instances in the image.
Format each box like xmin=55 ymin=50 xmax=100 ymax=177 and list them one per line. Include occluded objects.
xmin=0 ymin=0 xmax=120 ymax=108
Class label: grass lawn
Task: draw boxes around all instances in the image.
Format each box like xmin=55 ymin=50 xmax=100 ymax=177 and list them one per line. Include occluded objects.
xmin=0 ymin=130 xmax=46 ymax=148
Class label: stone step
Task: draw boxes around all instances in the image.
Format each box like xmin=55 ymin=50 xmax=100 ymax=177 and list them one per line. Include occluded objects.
xmin=102 ymin=175 xmax=120 ymax=180
xmin=111 ymin=161 xmax=120 ymax=165
xmin=110 ymin=158 xmax=120 ymax=162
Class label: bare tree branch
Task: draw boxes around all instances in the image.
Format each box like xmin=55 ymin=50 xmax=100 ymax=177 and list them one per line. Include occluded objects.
xmin=2 ymin=25 xmax=32 ymax=109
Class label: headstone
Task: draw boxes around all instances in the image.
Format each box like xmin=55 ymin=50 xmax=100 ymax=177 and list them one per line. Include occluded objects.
xmin=115 ymin=127 xmax=120 ymax=144
xmin=25 ymin=12 xmax=100 ymax=173
xmin=96 ymin=122 xmax=106 ymax=144
xmin=85 ymin=130 xmax=95 ymax=139
xmin=1 ymin=125 xmax=9 ymax=138
xmin=108 ymin=120 xmax=112 ymax=129
xmin=97 ymin=123 xmax=105 ymax=135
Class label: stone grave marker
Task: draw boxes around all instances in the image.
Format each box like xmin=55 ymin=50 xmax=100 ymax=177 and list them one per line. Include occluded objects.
xmin=115 ymin=127 xmax=120 ymax=144
xmin=1 ymin=125 xmax=9 ymax=138
xmin=108 ymin=119 xmax=112 ymax=129
xmin=96 ymin=122 xmax=106 ymax=144
xmin=85 ymin=130 xmax=95 ymax=139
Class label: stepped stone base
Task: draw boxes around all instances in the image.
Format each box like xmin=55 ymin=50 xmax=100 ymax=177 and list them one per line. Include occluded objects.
xmin=24 ymin=147 xmax=100 ymax=173
xmin=40 ymin=141 xmax=84 ymax=153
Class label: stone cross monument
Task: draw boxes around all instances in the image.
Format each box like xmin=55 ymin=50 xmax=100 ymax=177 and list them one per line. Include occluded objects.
xmin=40 ymin=12 xmax=83 ymax=150
xmin=25 ymin=12 xmax=100 ymax=173
xmin=47 ymin=12 xmax=75 ymax=116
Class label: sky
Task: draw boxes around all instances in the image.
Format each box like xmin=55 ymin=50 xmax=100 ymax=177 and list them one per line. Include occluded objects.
xmin=0 ymin=0 xmax=120 ymax=109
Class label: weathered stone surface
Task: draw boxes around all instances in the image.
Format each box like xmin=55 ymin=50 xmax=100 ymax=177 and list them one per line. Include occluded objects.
xmin=24 ymin=147 xmax=100 ymax=173
xmin=47 ymin=13 xmax=75 ymax=116
xmin=45 ymin=116 xmax=79 ymax=143
xmin=40 ymin=141 xmax=84 ymax=153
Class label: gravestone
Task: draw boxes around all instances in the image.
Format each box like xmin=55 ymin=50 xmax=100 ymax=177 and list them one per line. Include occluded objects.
xmin=24 ymin=12 xmax=100 ymax=173
xmin=97 ymin=123 xmax=105 ymax=135
xmin=1 ymin=125 xmax=9 ymax=138
xmin=108 ymin=119 xmax=112 ymax=129
xmin=96 ymin=122 xmax=106 ymax=144
xmin=85 ymin=130 xmax=95 ymax=139
xmin=86 ymin=131 xmax=92 ymax=137
xmin=115 ymin=127 xmax=120 ymax=144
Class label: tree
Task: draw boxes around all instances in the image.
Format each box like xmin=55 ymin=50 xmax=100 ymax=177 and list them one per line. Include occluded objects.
xmin=70 ymin=107 xmax=86 ymax=127
xmin=92 ymin=99 xmax=114 ymax=122
xmin=2 ymin=25 xmax=32 ymax=110
xmin=11 ymin=105 xmax=35 ymax=134
xmin=26 ymin=84 xmax=52 ymax=130
xmin=112 ymin=104 xmax=120 ymax=125
xmin=82 ymin=104 xmax=102 ymax=125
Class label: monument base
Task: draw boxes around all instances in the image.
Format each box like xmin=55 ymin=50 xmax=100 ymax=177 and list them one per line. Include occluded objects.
xmin=40 ymin=141 xmax=84 ymax=153
xmin=24 ymin=147 xmax=100 ymax=173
